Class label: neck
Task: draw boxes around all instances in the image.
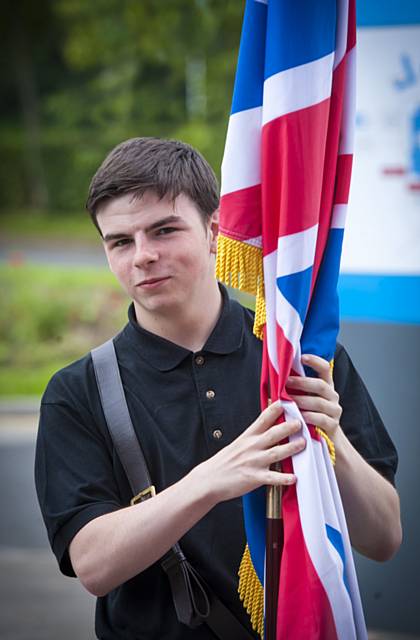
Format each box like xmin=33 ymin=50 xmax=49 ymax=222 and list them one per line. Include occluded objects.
xmin=134 ymin=281 xmax=223 ymax=352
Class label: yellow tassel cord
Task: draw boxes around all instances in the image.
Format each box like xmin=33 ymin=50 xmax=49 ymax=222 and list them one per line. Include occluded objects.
xmin=315 ymin=427 xmax=336 ymax=465
xmin=315 ymin=359 xmax=336 ymax=464
xmin=216 ymin=234 xmax=266 ymax=340
xmin=238 ymin=544 xmax=265 ymax=638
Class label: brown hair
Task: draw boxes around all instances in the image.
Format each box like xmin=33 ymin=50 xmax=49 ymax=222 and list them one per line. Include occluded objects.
xmin=86 ymin=137 xmax=219 ymax=233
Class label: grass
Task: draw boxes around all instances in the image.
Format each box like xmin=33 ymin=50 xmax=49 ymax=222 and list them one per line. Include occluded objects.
xmin=0 ymin=259 xmax=256 ymax=398
xmin=0 ymin=210 xmax=98 ymax=243
xmin=0 ymin=263 xmax=129 ymax=397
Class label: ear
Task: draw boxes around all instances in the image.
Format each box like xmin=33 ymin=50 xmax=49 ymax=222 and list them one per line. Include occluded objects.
xmin=208 ymin=208 xmax=219 ymax=255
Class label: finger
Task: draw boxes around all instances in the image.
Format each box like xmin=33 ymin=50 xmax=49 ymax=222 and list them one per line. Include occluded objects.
xmin=248 ymin=400 xmax=284 ymax=435
xmin=264 ymin=437 xmax=306 ymax=465
xmin=302 ymin=354 xmax=333 ymax=384
xmin=289 ymin=394 xmax=339 ymax=418
xmin=264 ymin=470 xmax=297 ymax=486
xmin=300 ymin=411 xmax=338 ymax=434
xmin=262 ymin=419 xmax=302 ymax=447
xmin=286 ymin=375 xmax=337 ymax=401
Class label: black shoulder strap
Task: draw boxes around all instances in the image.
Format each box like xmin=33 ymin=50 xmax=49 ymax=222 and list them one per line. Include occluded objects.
xmin=91 ymin=338 xmax=152 ymax=498
xmin=91 ymin=338 xmax=254 ymax=640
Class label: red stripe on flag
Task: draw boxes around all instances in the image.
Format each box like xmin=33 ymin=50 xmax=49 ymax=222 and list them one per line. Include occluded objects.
xmin=261 ymin=99 xmax=332 ymax=255
xmin=334 ymin=154 xmax=353 ymax=204
xmin=273 ymin=323 xmax=297 ymax=400
xmin=310 ymin=55 xmax=348 ymax=295
xmin=219 ymin=185 xmax=262 ymax=242
xmin=347 ymin=0 xmax=356 ymax=52
xmin=277 ymin=480 xmax=338 ymax=640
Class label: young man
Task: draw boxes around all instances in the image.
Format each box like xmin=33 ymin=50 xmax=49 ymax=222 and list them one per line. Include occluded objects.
xmin=35 ymin=137 xmax=402 ymax=640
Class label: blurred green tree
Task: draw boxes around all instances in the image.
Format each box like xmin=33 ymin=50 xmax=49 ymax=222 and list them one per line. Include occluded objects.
xmin=0 ymin=0 xmax=243 ymax=216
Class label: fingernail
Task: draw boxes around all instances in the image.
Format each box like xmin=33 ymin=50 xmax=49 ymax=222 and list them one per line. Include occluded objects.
xmin=301 ymin=354 xmax=310 ymax=362
xmin=285 ymin=475 xmax=296 ymax=485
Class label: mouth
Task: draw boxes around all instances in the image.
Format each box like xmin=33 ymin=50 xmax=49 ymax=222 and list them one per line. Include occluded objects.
xmin=136 ymin=276 xmax=171 ymax=289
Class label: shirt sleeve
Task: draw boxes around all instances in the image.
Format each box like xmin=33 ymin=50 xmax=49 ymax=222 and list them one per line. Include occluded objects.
xmin=333 ymin=343 xmax=398 ymax=485
xmin=35 ymin=372 xmax=123 ymax=577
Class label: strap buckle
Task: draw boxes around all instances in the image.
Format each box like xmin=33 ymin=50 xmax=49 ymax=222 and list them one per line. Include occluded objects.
xmin=130 ymin=485 xmax=156 ymax=505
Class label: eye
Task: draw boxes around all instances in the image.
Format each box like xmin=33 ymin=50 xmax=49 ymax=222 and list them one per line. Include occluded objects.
xmin=156 ymin=227 xmax=177 ymax=236
xmin=112 ymin=238 xmax=132 ymax=248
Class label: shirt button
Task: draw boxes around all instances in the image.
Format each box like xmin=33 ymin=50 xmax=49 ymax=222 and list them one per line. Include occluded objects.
xmin=212 ymin=429 xmax=223 ymax=440
xmin=206 ymin=389 xmax=216 ymax=400
xmin=195 ymin=355 xmax=205 ymax=366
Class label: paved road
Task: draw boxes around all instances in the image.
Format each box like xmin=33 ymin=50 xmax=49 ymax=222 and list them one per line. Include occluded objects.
xmin=0 ymin=417 xmax=96 ymax=640
xmin=0 ymin=238 xmax=106 ymax=267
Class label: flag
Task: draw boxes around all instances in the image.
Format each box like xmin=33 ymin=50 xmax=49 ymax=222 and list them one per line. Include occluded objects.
xmin=215 ymin=1 xmax=367 ymax=638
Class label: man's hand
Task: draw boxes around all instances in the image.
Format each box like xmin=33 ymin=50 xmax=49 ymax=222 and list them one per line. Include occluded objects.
xmin=194 ymin=401 xmax=306 ymax=504
xmin=70 ymin=401 xmax=306 ymax=596
xmin=286 ymin=353 xmax=342 ymax=443
xmin=284 ymin=353 xmax=402 ymax=561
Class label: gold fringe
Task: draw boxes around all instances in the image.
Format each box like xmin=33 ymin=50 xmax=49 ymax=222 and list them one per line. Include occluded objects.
xmin=238 ymin=544 xmax=265 ymax=638
xmin=216 ymin=234 xmax=266 ymax=340
xmin=315 ymin=427 xmax=336 ymax=465
xmin=315 ymin=358 xmax=336 ymax=464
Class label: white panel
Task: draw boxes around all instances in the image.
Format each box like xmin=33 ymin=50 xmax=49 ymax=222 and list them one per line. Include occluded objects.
xmin=276 ymin=224 xmax=318 ymax=276
xmin=221 ymin=107 xmax=262 ymax=196
xmin=262 ymin=53 xmax=334 ymax=126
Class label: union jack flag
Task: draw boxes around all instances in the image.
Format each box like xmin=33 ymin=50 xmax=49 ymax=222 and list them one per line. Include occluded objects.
xmin=216 ymin=1 xmax=367 ymax=638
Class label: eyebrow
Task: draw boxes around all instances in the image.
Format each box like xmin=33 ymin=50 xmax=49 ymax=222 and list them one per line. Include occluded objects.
xmin=103 ymin=215 xmax=183 ymax=243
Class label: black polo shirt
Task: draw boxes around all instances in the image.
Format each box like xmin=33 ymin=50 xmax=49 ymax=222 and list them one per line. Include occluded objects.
xmin=35 ymin=287 xmax=398 ymax=640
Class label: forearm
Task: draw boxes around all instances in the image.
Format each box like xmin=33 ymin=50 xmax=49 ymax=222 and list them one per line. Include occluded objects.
xmin=70 ymin=402 xmax=302 ymax=597
xmin=70 ymin=466 xmax=217 ymax=597
xmin=334 ymin=427 xmax=402 ymax=561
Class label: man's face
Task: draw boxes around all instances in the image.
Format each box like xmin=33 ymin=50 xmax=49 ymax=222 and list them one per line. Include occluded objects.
xmin=97 ymin=191 xmax=219 ymax=321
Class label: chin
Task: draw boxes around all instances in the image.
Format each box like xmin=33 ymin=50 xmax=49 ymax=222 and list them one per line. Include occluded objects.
xmin=135 ymin=294 xmax=181 ymax=315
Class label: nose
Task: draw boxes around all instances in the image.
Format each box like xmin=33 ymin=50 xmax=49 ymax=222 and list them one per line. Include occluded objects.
xmin=132 ymin=235 xmax=159 ymax=268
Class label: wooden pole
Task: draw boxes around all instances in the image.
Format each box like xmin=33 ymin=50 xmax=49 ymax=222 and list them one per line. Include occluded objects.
xmin=265 ymin=464 xmax=284 ymax=640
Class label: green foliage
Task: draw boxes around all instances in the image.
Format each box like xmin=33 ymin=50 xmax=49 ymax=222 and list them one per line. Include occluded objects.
xmin=0 ymin=1 xmax=244 ymax=214
xmin=0 ymin=264 xmax=129 ymax=396
xmin=0 ymin=209 xmax=97 ymax=240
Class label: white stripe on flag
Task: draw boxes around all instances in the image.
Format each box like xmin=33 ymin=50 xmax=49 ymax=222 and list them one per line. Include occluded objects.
xmin=321 ymin=439 xmax=368 ymax=639
xmin=262 ymin=52 xmax=335 ymax=127
xmin=339 ymin=46 xmax=356 ymax=155
xmin=334 ymin=0 xmax=349 ymax=69
xmin=263 ymin=250 xmax=279 ymax=373
xmin=283 ymin=400 xmax=359 ymax=639
xmin=331 ymin=204 xmax=348 ymax=229
xmin=276 ymin=286 xmax=304 ymax=358
xmin=277 ymin=224 xmax=318 ymax=276
xmin=221 ymin=106 xmax=262 ymax=195
xmin=243 ymin=235 xmax=263 ymax=249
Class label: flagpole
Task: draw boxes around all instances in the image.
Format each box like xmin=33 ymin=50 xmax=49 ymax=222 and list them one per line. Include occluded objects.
xmin=265 ymin=466 xmax=283 ymax=640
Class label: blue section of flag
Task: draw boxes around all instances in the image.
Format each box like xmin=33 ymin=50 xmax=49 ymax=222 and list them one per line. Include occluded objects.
xmin=326 ymin=524 xmax=350 ymax=593
xmin=338 ymin=274 xmax=420 ymax=324
xmin=301 ymin=229 xmax=344 ymax=361
xmin=243 ymin=487 xmax=266 ymax=583
xmin=277 ymin=267 xmax=313 ymax=324
xmin=231 ymin=0 xmax=337 ymax=115
xmin=264 ymin=0 xmax=336 ymax=80
xmin=231 ymin=0 xmax=267 ymax=114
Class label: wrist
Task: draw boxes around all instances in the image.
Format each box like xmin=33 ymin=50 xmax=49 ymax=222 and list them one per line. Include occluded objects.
xmin=333 ymin=426 xmax=353 ymax=466
xmin=184 ymin=460 xmax=220 ymax=513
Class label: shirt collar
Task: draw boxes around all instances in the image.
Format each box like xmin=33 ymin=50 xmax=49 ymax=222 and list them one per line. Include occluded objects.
xmin=122 ymin=284 xmax=244 ymax=371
